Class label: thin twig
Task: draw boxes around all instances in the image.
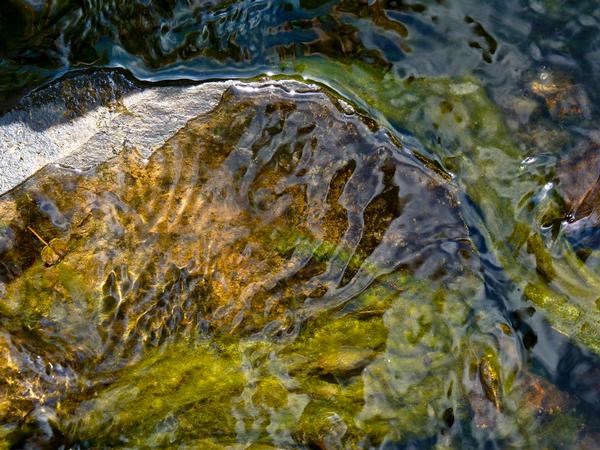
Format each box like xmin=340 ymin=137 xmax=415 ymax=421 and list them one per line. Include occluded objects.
xmin=27 ymin=226 xmax=49 ymax=247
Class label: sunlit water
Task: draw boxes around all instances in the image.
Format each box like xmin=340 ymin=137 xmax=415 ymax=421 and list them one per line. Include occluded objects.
xmin=2 ymin=1 xmax=600 ymax=448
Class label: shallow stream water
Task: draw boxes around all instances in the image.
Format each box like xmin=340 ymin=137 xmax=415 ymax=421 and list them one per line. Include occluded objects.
xmin=2 ymin=1 xmax=600 ymax=448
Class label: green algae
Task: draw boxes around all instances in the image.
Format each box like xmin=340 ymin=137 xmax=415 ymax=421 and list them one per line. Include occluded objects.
xmin=0 ymin=270 xmax=586 ymax=447
xmin=291 ymin=56 xmax=600 ymax=361
xmin=55 ymin=278 xmax=461 ymax=447
xmin=65 ymin=341 xmax=246 ymax=447
xmin=524 ymin=282 xmax=600 ymax=356
xmin=51 ymin=267 xmax=585 ymax=447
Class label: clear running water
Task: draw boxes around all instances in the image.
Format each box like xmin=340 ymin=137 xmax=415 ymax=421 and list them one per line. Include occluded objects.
xmin=2 ymin=1 xmax=600 ymax=448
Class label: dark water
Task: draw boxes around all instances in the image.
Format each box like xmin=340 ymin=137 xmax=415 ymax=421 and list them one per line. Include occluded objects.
xmin=2 ymin=1 xmax=600 ymax=108
xmin=2 ymin=0 xmax=600 ymax=448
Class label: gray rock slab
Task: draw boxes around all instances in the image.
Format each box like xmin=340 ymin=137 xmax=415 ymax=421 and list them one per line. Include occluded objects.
xmin=0 ymin=72 xmax=317 ymax=195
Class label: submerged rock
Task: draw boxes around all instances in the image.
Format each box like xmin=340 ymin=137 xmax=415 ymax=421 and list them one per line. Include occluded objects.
xmin=0 ymin=74 xmax=582 ymax=448
xmin=557 ymin=142 xmax=600 ymax=236
xmin=0 ymin=74 xmax=475 ymax=447
xmin=530 ymin=71 xmax=592 ymax=121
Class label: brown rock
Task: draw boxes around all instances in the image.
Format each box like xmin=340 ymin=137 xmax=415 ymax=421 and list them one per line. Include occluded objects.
xmin=556 ymin=142 xmax=600 ymax=224
xmin=530 ymin=71 xmax=592 ymax=121
xmin=521 ymin=372 xmax=571 ymax=415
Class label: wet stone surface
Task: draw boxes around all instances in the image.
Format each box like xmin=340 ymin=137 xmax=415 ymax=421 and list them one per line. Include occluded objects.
xmin=3 ymin=0 xmax=600 ymax=447
xmin=0 ymin=71 xmax=245 ymax=194
xmin=0 ymin=79 xmax=589 ymax=448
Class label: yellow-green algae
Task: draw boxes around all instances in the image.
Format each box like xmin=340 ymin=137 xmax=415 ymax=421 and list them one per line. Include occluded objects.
xmin=55 ymin=274 xmax=581 ymax=448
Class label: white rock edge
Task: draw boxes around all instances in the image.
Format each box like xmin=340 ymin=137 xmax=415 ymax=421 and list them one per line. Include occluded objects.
xmin=0 ymin=79 xmax=319 ymax=195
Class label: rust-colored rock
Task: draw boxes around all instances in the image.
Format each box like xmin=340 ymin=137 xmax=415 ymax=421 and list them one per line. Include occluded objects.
xmin=556 ymin=142 xmax=600 ymax=228
xmin=530 ymin=71 xmax=592 ymax=121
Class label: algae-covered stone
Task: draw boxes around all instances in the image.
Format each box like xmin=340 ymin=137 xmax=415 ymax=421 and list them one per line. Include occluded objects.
xmin=0 ymin=78 xmax=486 ymax=447
xmin=292 ymin=56 xmax=600 ymax=364
xmin=316 ymin=347 xmax=375 ymax=376
xmin=0 ymin=75 xmax=586 ymax=448
xmin=64 ymin=342 xmax=246 ymax=447
xmin=529 ymin=70 xmax=592 ymax=121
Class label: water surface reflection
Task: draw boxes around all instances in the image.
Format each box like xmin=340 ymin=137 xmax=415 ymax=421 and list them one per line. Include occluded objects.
xmin=2 ymin=0 xmax=600 ymax=448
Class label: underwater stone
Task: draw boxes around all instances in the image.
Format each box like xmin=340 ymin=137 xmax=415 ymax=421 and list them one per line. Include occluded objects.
xmin=0 ymin=72 xmax=486 ymax=447
xmin=556 ymin=140 xmax=600 ymax=248
xmin=1 ymin=70 xmax=584 ymax=448
xmin=529 ymin=71 xmax=592 ymax=121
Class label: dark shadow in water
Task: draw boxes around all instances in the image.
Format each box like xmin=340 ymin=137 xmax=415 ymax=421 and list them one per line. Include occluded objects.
xmin=4 ymin=0 xmax=599 ymax=119
xmin=462 ymin=186 xmax=600 ymax=436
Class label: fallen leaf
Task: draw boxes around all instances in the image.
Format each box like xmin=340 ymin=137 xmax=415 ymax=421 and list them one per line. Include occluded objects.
xmin=41 ymin=238 xmax=68 ymax=266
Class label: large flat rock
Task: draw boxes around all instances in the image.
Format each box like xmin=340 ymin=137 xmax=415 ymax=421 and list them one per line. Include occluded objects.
xmin=0 ymin=72 xmax=485 ymax=448
xmin=0 ymin=72 xmax=314 ymax=195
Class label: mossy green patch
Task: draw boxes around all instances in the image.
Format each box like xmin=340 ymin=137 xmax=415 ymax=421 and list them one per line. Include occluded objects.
xmin=65 ymin=341 xmax=246 ymax=447
xmin=292 ymin=56 xmax=600 ymax=360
